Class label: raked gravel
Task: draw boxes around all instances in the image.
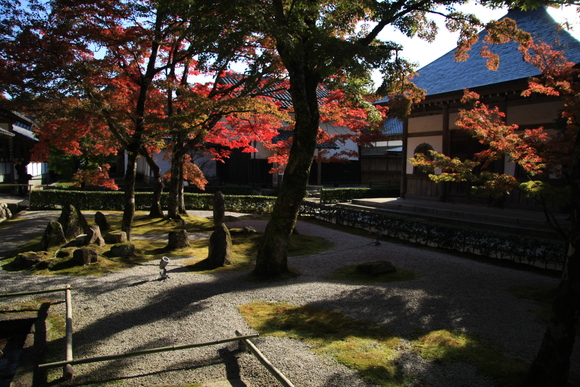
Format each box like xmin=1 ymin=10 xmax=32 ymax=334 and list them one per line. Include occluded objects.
xmin=0 ymin=210 xmax=578 ymax=386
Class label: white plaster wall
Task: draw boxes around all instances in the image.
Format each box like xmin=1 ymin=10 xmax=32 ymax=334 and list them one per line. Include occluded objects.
xmin=406 ymin=136 xmax=443 ymax=174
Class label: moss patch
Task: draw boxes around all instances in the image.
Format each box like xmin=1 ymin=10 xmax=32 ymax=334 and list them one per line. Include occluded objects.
xmin=326 ymin=264 xmax=419 ymax=284
xmin=239 ymin=302 xmax=529 ymax=387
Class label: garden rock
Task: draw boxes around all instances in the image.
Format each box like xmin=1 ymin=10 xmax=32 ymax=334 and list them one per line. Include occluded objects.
xmin=110 ymin=244 xmax=135 ymax=258
xmin=40 ymin=221 xmax=67 ymax=250
xmin=56 ymin=247 xmax=76 ymax=258
xmin=167 ymin=230 xmax=190 ymax=249
xmin=356 ymin=260 xmax=396 ymax=275
xmin=207 ymin=191 xmax=232 ymax=268
xmin=0 ymin=203 xmax=12 ymax=223
xmin=73 ymin=248 xmax=98 ymax=266
xmin=13 ymin=251 xmax=51 ymax=270
xmin=85 ymin=225 xmax=105 ymax=247
xmin=58 ymin=203 xmax=89 ymax=240
xmin=105 ymin=231 xmax=127 ymax=244
xmin=94 ymin=211 xmax=111 ymax=232
xmin=207 ymin=223 xmax=232 ymax=267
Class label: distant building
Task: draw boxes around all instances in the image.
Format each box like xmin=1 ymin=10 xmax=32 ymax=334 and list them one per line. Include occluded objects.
xmin=136 ymin=79 xmax=363 ymax=191
xmin=391 ymin=6 xmax=580 ymax=208
xmin=0 ymin=108 xmax=49 ymax=194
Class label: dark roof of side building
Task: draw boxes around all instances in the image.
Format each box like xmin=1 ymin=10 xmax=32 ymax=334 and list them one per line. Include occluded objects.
xmin=412 ymin=6 xmax=580 ymax=97
xmin=217 ymin=74 xmax=328 ymax=108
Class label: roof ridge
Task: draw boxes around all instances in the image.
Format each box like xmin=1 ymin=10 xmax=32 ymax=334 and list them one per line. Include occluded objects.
xmin=413 ymin=5 xmax=580 ymax=96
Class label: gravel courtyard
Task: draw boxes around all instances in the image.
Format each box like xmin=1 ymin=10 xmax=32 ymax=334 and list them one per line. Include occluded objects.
xmin=0 ymin=209 xmax=578 ymax=386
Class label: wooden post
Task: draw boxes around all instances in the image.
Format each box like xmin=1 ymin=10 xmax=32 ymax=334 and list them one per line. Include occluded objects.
xmin=235 ymin=330 xmax=295 ymax=387
xmin=64 ymin=285 xmax=74 ymax=380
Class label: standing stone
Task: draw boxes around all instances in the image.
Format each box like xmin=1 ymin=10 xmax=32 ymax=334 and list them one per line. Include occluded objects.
xmin=40 ymin=221 xmax=67 ymax=250
xmin=73 ymin=248 xmax=98 ymax=265
xmin=58 ymin=203 xmax=89 ymax=240
xmin=94 ymin=211 xmax=111 ymax=232
xmin=207 ymin=191 xmax=232 ymax=267
xmin=167 ymin=230 xmax=190 ymax=249
xmin=85 ymin=225 xmax=105 ymax=247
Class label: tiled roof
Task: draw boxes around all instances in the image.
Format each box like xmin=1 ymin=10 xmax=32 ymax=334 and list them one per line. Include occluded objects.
xmin=217 ymin=74 xmax=328 ymax=108
xmin=383 ymin=118 xmax=403 ymax=135
xmin=13 ymin=124 xmax=37 ymax=141
xmin=413 ymin=6 xmax=580 ymax=96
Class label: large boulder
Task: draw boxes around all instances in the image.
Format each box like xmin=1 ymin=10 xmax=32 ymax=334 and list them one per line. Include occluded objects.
xmin=73 ymin=248 xmax=98 ymax=266
xmin=13 ymin=251 xmax=51 ymax=270
xmin=167 ymin=230 xmax=190 ymax=249
xmin=40 ymin=221 xmax=67 ymax=250
xmin=58 ymin=203 xmax=89 ymax=240
xmin=109 ymin=243 xmax=135 ymax=258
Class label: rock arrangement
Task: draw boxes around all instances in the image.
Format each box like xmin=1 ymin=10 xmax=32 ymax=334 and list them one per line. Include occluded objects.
xmin=23 ymin=205 xmax=136 ymax=270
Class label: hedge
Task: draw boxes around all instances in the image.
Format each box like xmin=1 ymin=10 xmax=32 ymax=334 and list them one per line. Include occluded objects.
xmin=30 ymin=190 xmax=276 ymax=213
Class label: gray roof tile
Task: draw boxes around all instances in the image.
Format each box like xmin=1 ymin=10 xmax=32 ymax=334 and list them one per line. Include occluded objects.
xmin=414 ymin=6 xmax=580 ymax=96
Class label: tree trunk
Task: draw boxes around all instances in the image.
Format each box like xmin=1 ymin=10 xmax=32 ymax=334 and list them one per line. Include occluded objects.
xmin=523 ymin=252 xmax=580 ymax=386
xmin=122 ymin=150 xmax=138 ymax=241
xmin=523 ymin=136 xmax=580 ymax=387
xmin=254 ymin=63 xmax=320 ymax=277
xmin=144 ymin=154 xmax=164 ymax=218
xmin=178 ymin=176 xmax=187 ymax=214
xmin=168 ymin=148 xmax=185 ymax=220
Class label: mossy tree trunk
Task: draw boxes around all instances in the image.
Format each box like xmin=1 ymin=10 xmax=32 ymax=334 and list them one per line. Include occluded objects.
xmin=122 ymin=147 xmax=138 ymax=241
xmin=168 ymin=142 xmax=186 ymax=220
xmin=254 ymin=53 xmax=321 ymax=276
